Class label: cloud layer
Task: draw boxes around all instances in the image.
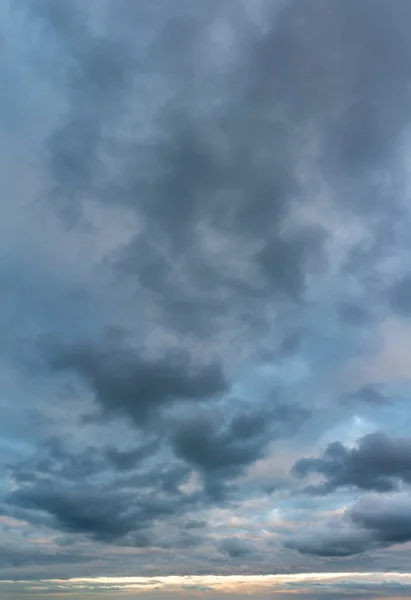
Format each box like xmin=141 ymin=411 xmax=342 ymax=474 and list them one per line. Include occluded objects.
xmin=1 ymin=0 xmax=411 ymax=592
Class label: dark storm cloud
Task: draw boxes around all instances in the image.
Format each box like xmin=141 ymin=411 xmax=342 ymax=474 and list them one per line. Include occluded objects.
xmin=350 ymin=493 xmax=411 ymax=545
xmin=28 ymin=0 xmax=333 ymax=344
xmin=286 ymin=492 xmax=411 ymax=557
xmin=8 ymin=437 xmax=161 ymax=489
xmin=37 ymin=0 xmax=411 ymax=346
xmin=0 ymin=546 xmax=85 ymax=569
xmin=25 ymin=0 xmax=411 ymax=338
xmin=104 ymin=462 xmax=191 ymax=497
xmin=3 ymin=436 xmax=201 ymax=545
xmin=389 ymin=274 xmax=411 ymax=317
xmin=6 ymin=475 xmax=195 ymax=544
xmin=292 ymin=432 xmax=411 ymax=494
xmin=9 ymin=442 xmax=107 ymax=484
xmin=170 ymin=400 xmax=309 ymax=501
xmin=259 ymin=0 xmax=411 ymax=176
xmin=172 ymin=402 xmax=309 ymax=476
xmin=149 ymin=529 xmax=207 ymax=551
xmin=219 ymin=537 xmax=255 ymax=558
xmin=105 ymin=440 xmax=160 ymax=471
xmin=183 ymin=519 xmax=206 ymax=530
xmin=6 ymin=0 xmax=411 ymax=579
xmin=255 ymin=225 xmax=327 ymax=300
xmin=23 ymin=0 xmax=135 ymax=222
xmin=7 ymin=484 xmax=139 ymax=541
xmin=58 ymin=0 xmax=411 ymax=188
xmin=339 ymin=384 xmax=390 ymax=407
xmin=23 ymin=0 xmax=411 ymax=355
xmin=286 ymin=527 xmax=372 ymax=558
xmin=45 ymin=337 xmax=228 ymax=425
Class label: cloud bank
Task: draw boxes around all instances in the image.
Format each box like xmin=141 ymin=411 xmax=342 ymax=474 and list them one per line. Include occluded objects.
xmin=1 ymin=0 xmax=411 ymax=594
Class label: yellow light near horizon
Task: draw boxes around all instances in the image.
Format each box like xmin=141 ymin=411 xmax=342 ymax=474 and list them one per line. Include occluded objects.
xmin=4 ymin=571 xmax=409 ymax=593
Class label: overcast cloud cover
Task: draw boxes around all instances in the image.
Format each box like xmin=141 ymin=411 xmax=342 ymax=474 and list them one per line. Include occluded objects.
xmin=2 ymin=0 xmax=411 ymax=598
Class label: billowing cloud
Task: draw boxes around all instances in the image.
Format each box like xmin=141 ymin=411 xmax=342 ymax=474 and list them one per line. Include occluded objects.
xmin=286 ymin=525 xmax=373 ymax=558
xmin=286 ymin=492 xmax=411 ymax=558
xmin=292 ymin=432 xmax=411 ymax=494
xmin=45 ymin=336 xmax=228 ymax=425
xmin=219 ymin=537 xmax=256 ymax=558
xmin=350 ymin=492 xmax=411 ymax=545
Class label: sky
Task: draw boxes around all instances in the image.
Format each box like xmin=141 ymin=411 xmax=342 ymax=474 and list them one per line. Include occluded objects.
xmin=1 ymin=0 xmax=411 ymax=598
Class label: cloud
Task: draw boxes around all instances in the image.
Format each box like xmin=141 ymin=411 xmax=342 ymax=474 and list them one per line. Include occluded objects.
xmin=3 ymin=436 xmax=198 ymax=544
xmin=8 ymin=439 xmax=108 ymax=484
xmin=105 ymin=440 xmax=160 ymax=471
xmin=5 ymin=572 xmax=411 ymax=598
xmin=183 ymin=519 xmax=206 ymax=530
xmin=5 ymin=474 xmax=195 ymax=544
xmin=0 ymin=546 xmax=86 ymax=569
xmin=8 ymin=437 xmax=161 ymax=486
xmin=389 ymin=274 xmax=411 ymax=317
xmin=219 ymin=537 xmax=255 ymax=558
xmin=8 ymin=484 xmax=140 ymax=542
xmin=44 ymin=336 xmax=228 ymax=425
xmin=23 ymin=0 xmax=136 ymax=223
xmin=336 ymin=302 xmax=371 ymax=327
xmin=28 ymin=0 xmax=338 ymax=351
xmin=3 ymin=0 xmax=411 ymax=582
xmin=287 ymin=492 xmax=411 ymax=557
xmin=286 ymin=525 xmax=373 ymax=558
xmin=171 ymin=401 xmax=309 ymax=499
xmin=292 ymin=432 xmax=411 ymax=494
xmin=339 ymin=385 xmax=391 ymax=407
xmin=173 ymin=404 xmax=308 ymax=472
xmin=350 ymin=492 xmax=411 ymax=545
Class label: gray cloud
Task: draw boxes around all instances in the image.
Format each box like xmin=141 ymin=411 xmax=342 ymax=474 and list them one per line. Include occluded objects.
xmin=171 ymin=401 xmax=309 ymax=499
xmin=5 ymin=471 xmax=197 ymax=544
xmin=336 ymin=302 xmax=371 ymax=326
xmin=286 ymin=526 xmax=372 ymax=558
xmin=184 ymin=519 xmax=206 ymax=530
xmin=339 ymin=385 xmax=391 ymax=407
xmin=7 ymin=484 xmax=142 ymax=542
xmin=173 ymin=403 xmax=309 ymax=473
xmin=105 ymin=440 xmax=160 ymax=471
xmin=45 ymin=336 xmax=228 ymax=425
xmin=9 ymin=441 xmax=107 ymax=484
xmin=219 ymin=537 xmax=255 ymax=558
xmin=23 ymin=0 xmax=136 ymax=223
xmin=3 ymin=0 xmax=411 ymax=580
xmin=268 ymin=0 xmax=408 ymax=180
xmin=0 ymin=546 xmax=86 ymax=569
xmin=24 ymin=0 xmax=411 ymax=351
xmin=292 ymin=432 xmax=411 ymax=494
xmin=389 ymin=274 xmax=411 ymax=317
xmin=350 ymin=493 xmax=411 ymax=545
xmin=8 ymin=437 xmax=161 ymax=487
xmin=3 ymin=435 xmax=200 ymax=545
xmin=29 ymin=0 xmax=338 ymax=347
xmin=286 ymin=492 xmax=411 ymax=558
